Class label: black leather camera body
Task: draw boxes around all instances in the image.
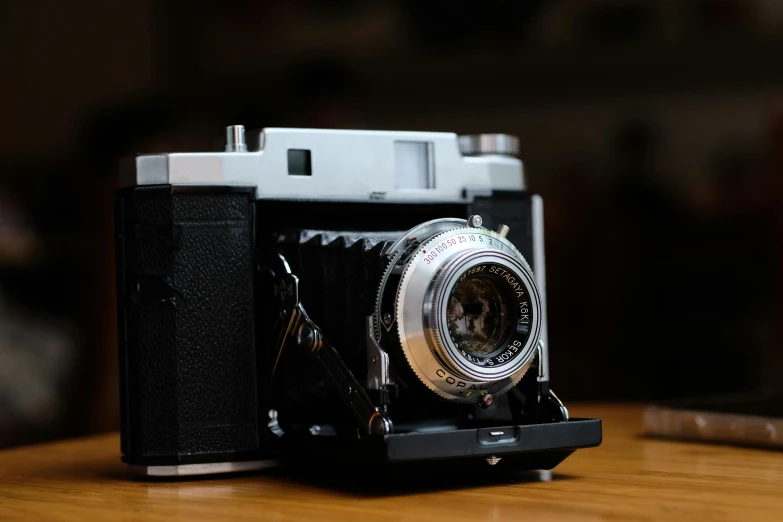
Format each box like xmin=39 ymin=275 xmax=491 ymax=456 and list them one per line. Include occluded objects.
xmin=115 ymin=127 xmax=601 ymax=477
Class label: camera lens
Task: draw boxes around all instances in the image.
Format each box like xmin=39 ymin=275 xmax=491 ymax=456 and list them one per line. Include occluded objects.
xmin=447 ymin=274 xmax=516 ymax=358
xmin=378 ymin=218 xmax=542 ymax=403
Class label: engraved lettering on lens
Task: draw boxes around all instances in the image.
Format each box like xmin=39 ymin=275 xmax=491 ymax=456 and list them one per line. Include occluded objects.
xmin=495 ymin=340 xmax=522 ymax=364
xmin=423 ymin=233 xmax=489 ymax=265
xmin=489 ymin=265 xmax=527 ymax=298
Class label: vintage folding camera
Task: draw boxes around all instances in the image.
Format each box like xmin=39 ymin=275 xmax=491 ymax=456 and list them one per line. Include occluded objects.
xmin=115 ymin=126 xmax=602 ymax=477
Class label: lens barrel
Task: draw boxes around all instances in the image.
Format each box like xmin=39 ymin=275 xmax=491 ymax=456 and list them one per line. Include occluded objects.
xmin=425 ymin=251 xmax=538 ymax=384
xmin=377 ymin=219 xmax=542 ymax=403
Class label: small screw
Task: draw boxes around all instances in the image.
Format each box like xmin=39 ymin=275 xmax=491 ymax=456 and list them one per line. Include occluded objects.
xmin=383 ymin=313 xmax=392 ymax=325
xmin=467 ymin=215 xmax=483 ymax=228
xmin=480 ymin=393 xmax=494 ymax=409
xmin=372 ymin=356 xmax=377 ymax=363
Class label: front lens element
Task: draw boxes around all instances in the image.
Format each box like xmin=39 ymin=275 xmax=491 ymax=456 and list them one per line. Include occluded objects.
xmin=432 ymin=257 xmax=537 ymax=381
xmin=447 ymin=276 xmax=514 ymax=357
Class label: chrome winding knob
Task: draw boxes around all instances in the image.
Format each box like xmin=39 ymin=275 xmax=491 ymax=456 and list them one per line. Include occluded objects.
xmin=457 ymin=133 xmax=519 ymax=157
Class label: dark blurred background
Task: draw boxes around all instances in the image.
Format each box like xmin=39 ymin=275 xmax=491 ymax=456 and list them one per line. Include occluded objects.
xmin=2 ymin=0 xmax=783 ymax=448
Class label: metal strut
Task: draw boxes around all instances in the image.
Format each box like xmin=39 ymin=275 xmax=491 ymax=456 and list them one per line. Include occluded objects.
xmin=536 ymin=340 xmax=569 ymax=423
xmin=268 ymin=253 xmax=393 ymax=436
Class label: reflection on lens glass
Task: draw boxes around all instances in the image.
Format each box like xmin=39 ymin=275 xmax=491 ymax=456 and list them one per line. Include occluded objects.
xmin=447 ymin=275 xmax=512 ymax=357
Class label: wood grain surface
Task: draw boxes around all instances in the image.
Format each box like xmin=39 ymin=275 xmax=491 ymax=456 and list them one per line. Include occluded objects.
xmin=1 ymin=404 xmax=782 ymax=521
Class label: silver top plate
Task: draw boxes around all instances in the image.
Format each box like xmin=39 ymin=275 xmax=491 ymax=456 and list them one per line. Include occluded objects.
xmin=120 ymin=127 xmax=525 ymax=201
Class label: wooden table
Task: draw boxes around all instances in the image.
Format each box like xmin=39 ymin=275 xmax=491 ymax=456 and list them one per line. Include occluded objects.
xmin=1 ymin=404 xmax=782 ymax=521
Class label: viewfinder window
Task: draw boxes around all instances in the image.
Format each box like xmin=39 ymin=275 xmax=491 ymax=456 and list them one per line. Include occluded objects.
xmin=288 ymin=149 xmax=312 ymax=176
xmin=395 ymin=141 xmax=434 ymax=189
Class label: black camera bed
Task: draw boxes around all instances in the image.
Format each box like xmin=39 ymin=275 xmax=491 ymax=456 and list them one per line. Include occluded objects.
xmin=281 ymin=418 xmax=602 ymax=472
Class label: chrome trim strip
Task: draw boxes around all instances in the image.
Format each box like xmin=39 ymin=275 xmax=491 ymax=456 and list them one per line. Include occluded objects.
xmin=127 ymin=460 xmax=279 ymax=477
xmin=531 ymin=195 xmax=549 ymax=383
